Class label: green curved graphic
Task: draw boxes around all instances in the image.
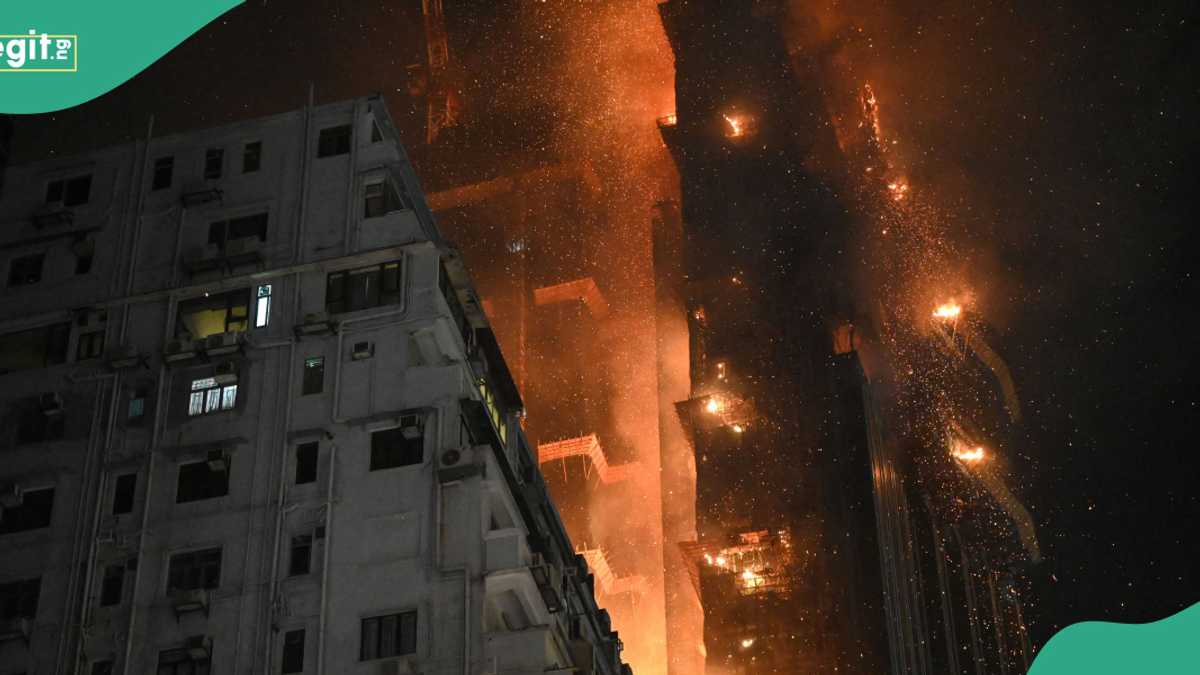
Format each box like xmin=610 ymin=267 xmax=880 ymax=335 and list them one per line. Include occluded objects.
xmin=1029 ymin=601 xmax=1200 ymax=674
xmin=0 ymin=1 xmax=242 ymax=114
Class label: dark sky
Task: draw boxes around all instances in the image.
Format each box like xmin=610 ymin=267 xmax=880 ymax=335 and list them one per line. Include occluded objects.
xmin=8 ymin=0 xmax=1199 ymax=643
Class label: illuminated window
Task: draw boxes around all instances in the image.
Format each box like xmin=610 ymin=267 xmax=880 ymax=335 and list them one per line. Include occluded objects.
xmin=255 ymin=284 xmax=273 ymax=328
xmin=176 ymin=288 xmax=250 ymax=339
xmin=188 ymin=377 xmax=237 ymax=417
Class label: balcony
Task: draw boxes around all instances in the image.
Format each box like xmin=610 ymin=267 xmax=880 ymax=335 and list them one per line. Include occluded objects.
xmin=482 ymin=626 xmax=562 ymax=675
xmin=485 ymin=528 xmax=531 ymax=572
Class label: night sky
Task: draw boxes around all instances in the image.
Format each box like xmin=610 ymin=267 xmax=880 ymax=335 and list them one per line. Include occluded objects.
xmin=9 ymin=0 xmax=1199 ymax=646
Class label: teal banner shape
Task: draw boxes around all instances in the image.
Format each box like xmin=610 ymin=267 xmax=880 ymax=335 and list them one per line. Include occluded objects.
xmin=0 ymin=1 xmax=242 ymax=114
xmin=1029 ymin=601 xmax=1200 ymax=673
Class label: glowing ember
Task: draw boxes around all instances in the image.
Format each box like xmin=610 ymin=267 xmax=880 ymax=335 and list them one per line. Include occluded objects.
xmin=731 ymin=423 xmax=745 ymax=434
xmin=932 ymin=301 xmax=963 ymax=320
xmin=723 ymin=113 xmax=746 ymax=138
xmin=740 ymin=638 xmax=756 ymax=649
xmin=705 ymin=397 xmax=721 ymax=414
xmin=886 ymin=180 xmax=910 ymax=201
xmin=953 ymin=446 xmax=986 ymax=463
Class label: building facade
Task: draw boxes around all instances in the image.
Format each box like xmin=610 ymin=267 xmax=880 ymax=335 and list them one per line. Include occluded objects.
xmin=0 ymin=96 xmax=630 ymax=675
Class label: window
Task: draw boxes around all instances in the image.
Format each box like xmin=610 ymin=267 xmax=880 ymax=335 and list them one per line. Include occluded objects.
xmin=46 ymin=174 xmax=92 ymax=207
xmin=158 ymin=647 xmax=211 ymax=675
xmin=325 ymin=260 xmax=402 ymax=314
xmin=360 ymin=611 xmax=417 ymax=660
xmin=176 ymin=288 xmax=251 ymax=339
xmin=0 ymin=577 xmax=40 ymax=620
xmin=188 ymin=377 xmax=238 ymax=417
xmin=370 ymin=419 xmax=424 ymax=471
xmin=113 ymin=474 xmax=137 ymax=515
xmin=0 ymin=322 xmax=69 ymax=374
xmin=166 ymin=547 xmax=222 ymax=591
xmin=91 ymin=660 xmax=114 ymax=675
xmin=176 ymin=459 xmax=230 ymax=503
xmin=289 ymin=536 xmax=312 ymax=576
xmin=295 ymin=442 xmax=318 ymax=484
xmin=152 ymin=156 xmax=174 ymax=191
xmin=302 ymin=357 xmax=324 ymax=396
xmin=0 ymin=487 xmax=54 ymax=534
xmin=128 ymin=387 xmax=148 ymax=423
xmin=208 ymin=213 xmax=268 ymax=252
xmin=363 ymin=177 xmax=409 ymax=218
xmin=204 ymin=148 xmax=223 ymax=180
xmin=17 ymin=402 xmax=65 ymax=444
xmin=255 ymin=284 xmax=273 ymax=328
xmin=8 ymin=252 xmax=44 ymax=286
xmin=100 ymin=564 xmax=124 ymax=606
xmin=282 ymin=629 xmax=306 ymax=674
xmin=77 ymin=329 xmax=106 ymax=361
xmin=243 ymin=141 xmax=262 ymax=173
xmin=317 ymin=125 xmax=352 ymax=157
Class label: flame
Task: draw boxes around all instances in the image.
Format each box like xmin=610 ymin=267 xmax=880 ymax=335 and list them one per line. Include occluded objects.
xmin=731 ymin=423 xmax=745 ymax=434
xmin=932 ymin=301 xmax=963 ymax=320
xmin=723 ymin=113 xmax=746 ymax=138
xmin=886 ymin=179 xmax=910 ymax=201
xmin=740 ymin=568 xmax=764 ymax=589
xmin=953 ymin=445 xmax=986 ymax=463
xmin=740 ymin=638 xmax=756 ymax=649
xmin=705 ymin=397 xmax=722 ymax=414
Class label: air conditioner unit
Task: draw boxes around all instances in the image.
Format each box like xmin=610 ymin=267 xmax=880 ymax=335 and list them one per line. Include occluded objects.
xmin=181 ymin=187 xmax=223 ymax=207
xmin=295 ymin=311 xmax=338 ymax=338
xmin=40 ymin=392 xmax=64 ymax=416
xmin=225 ymin=237 xmax=262 ymax=257
xmin=204 ymin=332 xmax=242 ymax=357
xmin=184 ymin=634 xmax=212 ymax=660
xmin=0 ymin=483 xmax=23 ymax=509
xmin=213 ymin=361 xmax=239 ymax=385
xmin=206 ymin=449 xmax=230 ymax=472
xmin=0 ymin=617 xmax=32 ymax=643
xmin=437 ymin=446 xmax=480 ymax=482
xmin=171 ymin=590 xmax=210 ymax=617
xmin=400 ymin=414 xmax=422 ymax=440
xmin=351 ymin=341 xmax=374 ymax=360
xmin=108 ymin=344 xmax=142 ymax=370
xmin=164 ymin=338 xmax=199 ymax=363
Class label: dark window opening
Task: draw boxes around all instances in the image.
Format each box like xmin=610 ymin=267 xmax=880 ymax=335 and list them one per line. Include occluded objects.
xmin=243 ymin=141 xmax=262 ymax=173
xmin=363 ymin=178 xmax=410 ymax=218
xmin=289 ymin=536 xmax=312 ymax=576
xmin=46 ymin=174 xmax=92 ymax=206
xmin=317 ymin=125 xmax=352 ymax=157
xmin=204 ymin=148 xmax=223 ymax=180
xmin=302 ymin=357 xmax=324 ymax=396
xmin=0 ymin=322 xmax=69 ymax=374
xmin=0 ymin=487 xmax=54 ymax=534
xmin=99 ymin=564 xmax=124 ymax=606
xmin=75 ymin=252 xmax=93 ymax=275
xmin=166 ymin=547 xmax=222 ymax=591
xmin=113 ymin=474 xmax=137 ymax=515
xmin=176 ymin=460 xmax=230 ymax=504
xmin=325 ymin=260 xmax=402 ymax=315
xmin=8 ymin=252 xmax=45 ymax=287
xmin=152 ymin=157 xmax=174 ymax=191
xmin=282 ymin=629 xmax=306 ymax=674
xmin=91 ymin=660 xmax=114 ymax=675
xmin=77 ymin=329 xmax=106 ymax=361
xmin=360 ymin=611 xmax=417 ymax=660
xmin=0 ymin=577 xmax=40 ymax=620
xmin=176 ymin=288 xmax=251 ymax=339
xmin=295 ymin=442 xmax=318 ymax=485
xmin=158 ymin=647 xmax=211 ymax=675
xmin=208 ymin=212 xmax=268 ymax=252
xmin=370 ymin=419 xmax=424 ymax=471
xmin=17 ymin=405 xmax=65 ymax=445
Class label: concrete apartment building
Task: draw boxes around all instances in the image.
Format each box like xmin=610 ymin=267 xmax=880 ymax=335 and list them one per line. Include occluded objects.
xmin=0 ymin=96 xmax=630 ymax=675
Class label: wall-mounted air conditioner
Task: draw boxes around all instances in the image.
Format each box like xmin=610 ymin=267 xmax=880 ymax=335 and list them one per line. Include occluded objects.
xmin=295 ymin=311 xmax=338 ymax=338
xmin=184 ymin=634 xmax=212 ymax=660
xmin=206 ymin=449 xmax=230 ymax=473
xmin=164 ymin=338 xmax=199 ymax=363
xmin=437 ymin=446 xmax=480 ymax=483
xmin=204 ymin=332 xmax=242 ymax=357
xmin=108 ymin=345 xmax=142 ymax=370
xmin=351 ymin=341 xmax=374 ymax=360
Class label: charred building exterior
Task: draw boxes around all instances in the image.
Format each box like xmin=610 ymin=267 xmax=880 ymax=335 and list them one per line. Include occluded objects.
xmin=0 ymin=97 xmax=630 ymax=675
xmin=656 ymin=3 xmax=1042 ymax=675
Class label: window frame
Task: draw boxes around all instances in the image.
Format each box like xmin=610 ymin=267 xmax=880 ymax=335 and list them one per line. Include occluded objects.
xmin=112 ymin=473 xmax=137 ymax=515
xmin=295 ymin=442 xmax=318 ymax=485
xmin=324 ymin=259 xmax=404 ymax=315
xmin=45 ymin=173 xmax=92 ymax=207
xmin=175 ymin=458 xmax=231 ymax=504
xmin=8 ymin=252 xmax=46 ymax=287
xmin=187 ymin=376 xmax=238 ymax=417
xmin=243 ymin=141 xmax=262 ymax=173
xmin=317 ymin=124 xmax=352 ymax=158
xmin=369 ymin=416 xmax=425 ymax=471
xmin=301 ymin=356 xmax=325 ymax=396
xmin=0 ymin=486 xmax=54 ymax=534
xmin=255 ymin=284 xmax=273 ymax=329
xmin=99 ymin=563 xmax=124 ymax=607
xmin=0 ymin=577 xmax=41 ymax=621
xmin=152 ymin=156 xmax=174 ymax=191
xmin=281 ymin=628 xmax=306 ymax=674
xmin=204 ymin=148 xmax=224 ymax=180
xmin=165 ymin=547 xmax=222 ymax=592
xmin=289 ymin=535 xmax=313 ymax=577
xmin=359 ymin=610 xmax=418 ymax=661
